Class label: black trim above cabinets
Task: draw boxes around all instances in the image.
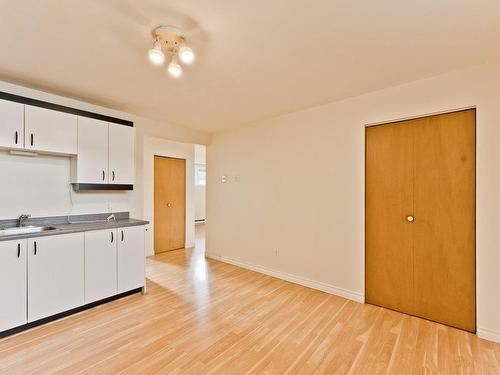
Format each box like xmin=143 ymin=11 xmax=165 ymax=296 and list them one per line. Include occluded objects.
xmin=72 ymin=183 xmax=133 ymax=191
xmin=0 ymin=91 xmax=133 ymax=127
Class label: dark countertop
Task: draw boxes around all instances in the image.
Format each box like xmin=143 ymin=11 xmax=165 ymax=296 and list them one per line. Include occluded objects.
xmin=0 ymin=218 xmax=149 ymax=242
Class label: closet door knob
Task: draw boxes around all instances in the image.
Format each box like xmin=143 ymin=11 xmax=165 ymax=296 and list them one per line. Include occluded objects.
xmin=407 ymin=215 xmax=414 ymax=222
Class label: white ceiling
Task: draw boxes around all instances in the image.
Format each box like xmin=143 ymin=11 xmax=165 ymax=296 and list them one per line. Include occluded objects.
xmin=1 ymin=0 xmax=500 ymax=133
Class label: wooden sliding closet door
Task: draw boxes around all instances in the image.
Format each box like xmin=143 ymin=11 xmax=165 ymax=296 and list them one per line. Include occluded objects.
xmin=366 ymin=109 xmax=475 ymax=332
xmin=365 ymin=121 xmax=415 ymax=314
xmin=413 ymin=110 xmax=475 ymax=331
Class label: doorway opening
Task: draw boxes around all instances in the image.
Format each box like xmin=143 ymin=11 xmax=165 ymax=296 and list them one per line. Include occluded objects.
xmin=194 ymin=145 xmax=206 ymax=254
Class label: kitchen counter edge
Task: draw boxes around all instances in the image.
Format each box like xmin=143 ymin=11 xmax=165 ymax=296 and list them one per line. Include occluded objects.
xmin=0 ymin=219 xmax=149 ymax=242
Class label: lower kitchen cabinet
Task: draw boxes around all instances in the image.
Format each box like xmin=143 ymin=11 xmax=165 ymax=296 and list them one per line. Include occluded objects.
xmin=0 ymin=224 xmax=145 ymax=335
xmin=117 ymin=226 xmax=145 ymax=293
xmin=27 ymin=233 xmax=85 ymax=322
xmin=84 ymin=229 xmax=117 ymax=303
xmin=0 ymin=240 xmax=27 ymax=331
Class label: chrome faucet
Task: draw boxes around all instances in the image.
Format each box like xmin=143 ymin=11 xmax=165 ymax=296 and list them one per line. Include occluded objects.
xmin=17 ymin=214 xmax=31 ymax=227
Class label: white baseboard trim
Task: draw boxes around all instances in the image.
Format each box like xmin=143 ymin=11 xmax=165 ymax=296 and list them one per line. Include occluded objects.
xmin=205 ymin=254 xmax=500 ymax=344
xmin=477 ymin=327 xmax=500 ymax=343
xmin=205 ymin=252 xmax=364 ymax=304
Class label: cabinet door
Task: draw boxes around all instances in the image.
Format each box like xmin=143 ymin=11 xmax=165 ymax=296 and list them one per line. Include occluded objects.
xmin=117 ymin=226 xmax=145 ymax=293
xmin=0 ymin=240 xmax=27 ymax=331
xmin=109 ymin=124 xmax=135 ymax=184
xmin=85 ymin=229 xmax=117 ymax=303
xmin=76 ymin=117 xmax=109 ymax=183
xmin=0 ymin=99 xmax=24 ymax=149
xmin=28 ymin=233 xmax=84 ymax=322
xmin=25 ymin=105 xmax=77 ymax=155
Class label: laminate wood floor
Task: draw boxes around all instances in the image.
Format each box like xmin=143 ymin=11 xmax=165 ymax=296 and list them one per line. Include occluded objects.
xmin=1 ymin=226 xmax=499 ymax=374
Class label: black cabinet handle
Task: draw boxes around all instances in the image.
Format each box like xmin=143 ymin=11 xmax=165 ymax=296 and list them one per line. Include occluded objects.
xmin=121 ymin=230 xmax=124 ymax=242
xmin=15 ymin=131 xmax=18 ymax=145
xmin=112 ymin=171 xmax=115 ymax=181
xmin=102 ymin=170 xmax=105 ymax=181
xmin=30 ymin=133 xmax=34 ymax=146
xmin=34 ymin=241 xmax=37 ymax=255
xmin=111 ymin=231 xmax=114 ymax=243
xmin=17 ymin=243 xmax=20 ymax=258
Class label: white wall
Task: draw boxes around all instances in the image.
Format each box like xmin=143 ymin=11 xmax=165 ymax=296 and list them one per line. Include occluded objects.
xmin=143 ymin=137 xmax=196 ymax=256
xmin=206 ymin=60 xmax=500 ymax=343
xmin=195 ymin=144 xmax=206 ymax=221
xmin=0 ymin=81 xmax=209 ymax=223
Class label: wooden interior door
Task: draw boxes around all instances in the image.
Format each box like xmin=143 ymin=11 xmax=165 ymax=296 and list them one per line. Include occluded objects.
xmin=412 ymin=110 xmax=475 ymax=331
xmin=154 ymin=156 xmax=186 ymax=253
xmin=365 ymin=119 xmax=416 ymax=315
xmin=366 ymin=109 xmax=476 ymax=332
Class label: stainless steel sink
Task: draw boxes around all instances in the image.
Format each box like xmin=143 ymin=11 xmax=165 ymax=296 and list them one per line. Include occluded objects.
xmin=0 ymin=225 xmax=57 ymax=236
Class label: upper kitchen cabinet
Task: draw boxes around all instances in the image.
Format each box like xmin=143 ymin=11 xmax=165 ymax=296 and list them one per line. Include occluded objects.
xmin=108 ymin=123 xmax=135 ymax=185
xmin=24 ymin=105 xmax=77 ymax=155
xmin=75 ymin=117 xmax=109 ymax=184
xmin=72 ymin=118 xmax=135 ymax=188
xmin=0 ymin=99 xmax=24 ymax=150
xmin=0 ymin=92 xmax=134 ymax=189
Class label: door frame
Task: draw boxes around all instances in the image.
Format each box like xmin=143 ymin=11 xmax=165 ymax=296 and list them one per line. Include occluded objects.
xmin=153 ymin=155 xmax=187 ymax=254
xmin=364 ymin=106 xmax=477 ymax=331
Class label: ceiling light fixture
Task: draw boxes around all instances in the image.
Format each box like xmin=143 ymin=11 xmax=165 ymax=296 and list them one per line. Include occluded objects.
xmin=168 ymin=55 xmax=182 ymax=78
xmin=147 ymin=25 xmax=195 ymax=78
xmin=179 ymin=45 xmax=195 ymax=64
xmin=148 ymin=36 xmax=165 ymax=65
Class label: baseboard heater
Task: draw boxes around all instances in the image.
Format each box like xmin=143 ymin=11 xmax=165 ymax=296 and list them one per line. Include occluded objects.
xmin=0 ymin=288 xmax=142 ymax=339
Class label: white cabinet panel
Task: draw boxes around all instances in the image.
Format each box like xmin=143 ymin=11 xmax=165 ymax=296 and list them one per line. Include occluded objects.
xmin=76 ymin=117 xmax=109 ymax=183
xmin=25 ymin=105 xmax=77 ymax=155
xmin=28 ymin=233 xmax=84 ymax=322
xmin=0 ymin=240 xmax=27 ymax=331
xmin=0 ymin=99 xmax=24 ymax=149
xmin=117 ymin=226 xmax=145 ymax=293
xmin=84 ymin=229 xmax=117 ymax=303
xmin=109 ymin=124 xmax=135 ymax=184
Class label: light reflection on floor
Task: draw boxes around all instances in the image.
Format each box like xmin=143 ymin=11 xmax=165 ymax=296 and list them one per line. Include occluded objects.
xmin=146 ymin=223 xmax=210 ymax=314
xmin=191 ymin=223 xmax=207 ymax=281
